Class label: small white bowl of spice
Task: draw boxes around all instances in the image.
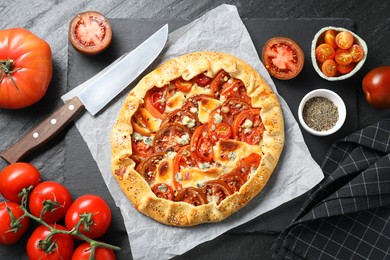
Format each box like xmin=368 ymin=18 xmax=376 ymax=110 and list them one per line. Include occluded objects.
xmin=298 ymin=89 xmax=346 ymax=136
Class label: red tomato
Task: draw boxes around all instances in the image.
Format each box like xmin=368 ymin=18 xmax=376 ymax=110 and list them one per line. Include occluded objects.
xmin=336 ymin=63 xmax=355 ymax=75
xmin=350 ymin=44 xmax=364 ymax=62
xmin=334 ymin=49 xmax=353 ymax=65
xmin=219 ymin=173 xmax=246 ymax=193
xmin=130 ymin=132 xmax=154 ymax=159
xmin=136 ymin=152 xmax=165 ymax=185
xmin=174 ymin=187 xmax=207 ymax=206
xmin=315 ymin=43 xmax=335 ymax=63
xmin=324 ymin=29 xmax=338 ymax=48
xmin=233 ymin=153 xmax=262 ymax=180
xmin=68 ymin=11 xmax=112 ymax=55
xmin=220 ymin=98 xmax=251 ymax=125
xmin=0 ymin=201 xmax=29 ymax=244
xmin=161 ymin=108 xmax=200 ymax=132
xmin=153 ymin=183 xmax=175 ymax=200
xmin=131 ymin=107 xmax=156 ymax=136
xmin=232 ymin=109 xmax=265 ymax=145
xmin=144 ymin=86 xmax=168 ymax=119
xmin=174 ymin=77 xmax=193 ymax=92
xmin=29 ymin=181 xmax=72 ymax=224
xmin=207 ymin=109 xmax=232 ymax=143
xmin=27 ymin=224 xmax=74 ymax=260
xmin=321 ymin=59 xmax=338 ymax=77
xmin=72 ymin=242 xmax=116 ymax=260
xmin=0 ymin=28 xmax=52 ymax=109
xmin=190 ymin=124 xmax=214 ymax=162
xmin=65 ymin=195 xmax=112 ymax=239
xmin=153 ymin=122 xmax=191 ymax=153
xmin=173 ymin=145 xmax=195 ymax=176
xmin=210 ymin=70 xmax=230 ymax=98
xmin=335 ymin=31 xmax=354 ymax=49
xmin=262 ymin=37 xmax=304 ymax=80
xmin=220 ymin=79 xmax=251 ymax=104
xmin=193 ymin=73 xmax=211 ymax=87
xmin=0 ymin=162 xmax=41 ymax=203
xmin=200 ymin=180 xmax=233 ymax=205
xmin=362 ymin=66 xmax=390 ymax=109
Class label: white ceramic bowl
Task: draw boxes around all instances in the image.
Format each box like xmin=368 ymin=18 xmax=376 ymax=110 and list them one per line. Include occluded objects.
xmin=311 ymin=26 xmax=368 ymax=81
xmin=298 ymin=89 xmax=346 ymax=136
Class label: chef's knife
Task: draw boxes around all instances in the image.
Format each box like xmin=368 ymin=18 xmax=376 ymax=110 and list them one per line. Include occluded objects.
xmin=0 ymin=24 xmax=168 ymax=164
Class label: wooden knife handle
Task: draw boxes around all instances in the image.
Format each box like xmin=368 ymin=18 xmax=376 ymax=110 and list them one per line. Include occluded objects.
xmin=0 ymin=96 xmax=85 ymax=164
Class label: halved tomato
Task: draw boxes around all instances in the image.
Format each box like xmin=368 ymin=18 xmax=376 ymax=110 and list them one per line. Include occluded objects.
xmin=324 ymin=29 xmax=338 ymax=48
xmin=232 ymin=109 xmax=265 ymax=145
xmin=321 ymin=59 xmax=338 ymax=77
xmin=68 ymin=11 xmax=112 ymax=55
xmin=335 ymin=31 xmax=354 ymax=49
xmin=153 ymin=123 xmax=191 ymax=153
xmin=220 ymin=79 xmax=251 ymax=104
xmin=334 ymin=49 xmax=352 ymax=65
xmin=315 ymin=43 xmax=336 ymax=63
xmin=174 ymin=187 xmax=207 ymax=206
xmin=336 ymin=63 xmax=355 ymax=75
xmin=350 ymin=44 xmax=364 ymax=62
xmin=262 ymin=37 xmax=304 ymax=80
xmin=173 ymin=145 xmax=196 ymax=175
xmin=200 ymin=180 xmax=233 ymax=204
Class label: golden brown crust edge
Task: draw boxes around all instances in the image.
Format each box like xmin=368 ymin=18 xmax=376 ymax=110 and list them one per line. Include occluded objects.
xmin=110 ymin=51 xmax=285 ymax=226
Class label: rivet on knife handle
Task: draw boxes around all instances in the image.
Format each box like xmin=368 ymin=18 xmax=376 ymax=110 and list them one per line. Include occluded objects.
xmin=0 ymin=96 xmax=85 ymax=164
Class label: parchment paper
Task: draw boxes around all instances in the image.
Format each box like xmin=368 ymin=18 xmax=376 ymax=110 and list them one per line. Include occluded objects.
xmin=62 ymin=4 xmax=324 ymax=260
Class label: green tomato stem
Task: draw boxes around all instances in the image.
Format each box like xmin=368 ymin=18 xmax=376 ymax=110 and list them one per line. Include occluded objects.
xmin=19 ymin=187 xmax=121 ymax=254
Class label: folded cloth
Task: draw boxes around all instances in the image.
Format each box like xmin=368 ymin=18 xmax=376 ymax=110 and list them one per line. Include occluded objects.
xmin=272 ymin=116 xmax=390 ymax=260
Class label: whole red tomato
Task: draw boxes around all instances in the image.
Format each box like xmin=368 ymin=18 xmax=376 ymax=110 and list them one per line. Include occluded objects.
xmin=29 ymin=181 xmax=72 ymax=223
xmin=0 ymin=201 xmax=29 ymax=244
xmin=65 ymin=194 xmax=112 ymax=239
xmin=0 ymin=28 xmax=52 ymax=109
xmin=0 ymin=162 xmax=41 ymax=202
xmin=72 ymin=242 xmax=116 ymax=260
xmin=362 ymin=66 xmax=390 ymax=109
xmin=27 ymin=224 xmax=74 ymax=260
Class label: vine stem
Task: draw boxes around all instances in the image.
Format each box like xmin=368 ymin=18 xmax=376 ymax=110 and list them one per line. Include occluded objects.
xmin=18 ymin=188 xmax=121 ymax=258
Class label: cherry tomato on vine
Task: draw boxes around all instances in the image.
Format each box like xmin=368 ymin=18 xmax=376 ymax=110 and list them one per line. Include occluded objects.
xmin=0 ymin=28 xmax=52 ymax=109
xmin=0 ymin=201 xmax=29 ymax=244
xmin=27 ymin=224 xmax=74 ymax=260
xmin=65 ymin=194 xmax=112 ymax=239
xmin=29 ymin=181 xmax=72 ymax=224
xmin=262 ymin=37 xmax=304 ymax=80
xmin=69 ymin=11 xmax=112 ymax=55
xmin=72 ymin=242 xmax=116 ymax=260
xmin=362 ymin=66 xmax=390 ymax=109
xmin=0 ymin=162 xmax=41 ymax=203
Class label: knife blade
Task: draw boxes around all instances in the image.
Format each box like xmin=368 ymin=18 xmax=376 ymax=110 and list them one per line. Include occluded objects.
xmin=0 ymin=24 xmax=168 ymax=164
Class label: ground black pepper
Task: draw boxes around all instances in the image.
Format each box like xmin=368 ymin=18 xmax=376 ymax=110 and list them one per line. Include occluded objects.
xmin=302 ymin=96 xmax=339 ymax=131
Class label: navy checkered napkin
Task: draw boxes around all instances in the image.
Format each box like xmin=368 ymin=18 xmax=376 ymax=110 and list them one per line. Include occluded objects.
xmin=272 ymin=116 xmax=390 ymax=260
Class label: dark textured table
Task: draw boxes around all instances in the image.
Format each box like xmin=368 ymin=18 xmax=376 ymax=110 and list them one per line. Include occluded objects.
xmin=0 ymin=1 xmax=389 ymax=259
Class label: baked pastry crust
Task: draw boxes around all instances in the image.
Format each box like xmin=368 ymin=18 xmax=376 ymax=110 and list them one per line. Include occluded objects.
xmin=110 ymin=51 xmax=284 ymax=226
